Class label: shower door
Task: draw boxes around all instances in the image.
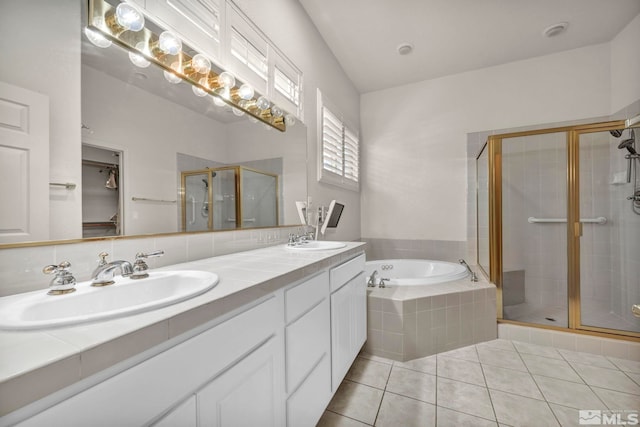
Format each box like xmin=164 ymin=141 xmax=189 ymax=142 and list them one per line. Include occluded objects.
xmin=182 ymin=171 xmax=212 ymax=232
xmin=498 ymin=132 xmax=569 ymax=328
xmin=575 ymin=127 xmax=640 ymax=334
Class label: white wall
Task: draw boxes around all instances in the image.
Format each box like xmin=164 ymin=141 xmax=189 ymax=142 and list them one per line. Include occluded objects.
xmin=610 ymin=14 xmax=640 ymax=115
xmin=231 ymin=0 xmax=362 ymax=241
xmin=361 ymin=43 xmax=612 ymax=242
xmin=0 ymin=0 xmax=82 ymax=240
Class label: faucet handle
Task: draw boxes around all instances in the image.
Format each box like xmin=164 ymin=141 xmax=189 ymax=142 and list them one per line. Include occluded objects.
xmin=97 ymin=252 xmax=109 ymax=266
xmin=131 ymin=250 xmax=164 ymax=279
xmin=43 ymin=261 xmax=76 ymax=295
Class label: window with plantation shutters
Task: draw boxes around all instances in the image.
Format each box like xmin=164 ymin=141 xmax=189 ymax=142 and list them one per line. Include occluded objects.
xmin=319 ymin=92 xmax=359 ymax=191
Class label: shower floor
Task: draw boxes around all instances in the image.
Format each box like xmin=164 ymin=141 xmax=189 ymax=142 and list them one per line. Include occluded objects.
xmin=504 ymin=300 xmax=640 ymax=333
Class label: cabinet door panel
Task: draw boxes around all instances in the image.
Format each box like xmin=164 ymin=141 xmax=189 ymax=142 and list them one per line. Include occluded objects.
xmin=286 ymin=355 xmax=330 ymax=427
xmin=330 ymin=283 xmax=352 ymax=391
xmin=198 ymin=338 xmax=279 ymax=427
xmin=353 ymin=272 xmax=367 ymax=350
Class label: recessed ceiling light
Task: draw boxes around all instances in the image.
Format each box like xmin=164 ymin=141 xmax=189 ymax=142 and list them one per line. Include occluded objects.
xmin=542 ymin=22 xmax=569 ymax=38
xmin=397 ymin=43 xmax=413 ymax=55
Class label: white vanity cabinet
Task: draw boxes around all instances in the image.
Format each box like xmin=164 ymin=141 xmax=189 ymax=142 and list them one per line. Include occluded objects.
xmin=16 ymin=296 xmax=282 ymax=427
xmin=9 ymin=249 xmax=367 ymax=427
xmin=330 ymin=254 xmax=367 ymax=391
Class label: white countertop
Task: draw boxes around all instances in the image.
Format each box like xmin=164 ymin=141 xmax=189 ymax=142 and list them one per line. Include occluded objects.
xmin=0 ymin=242 xmax=366 ymax=416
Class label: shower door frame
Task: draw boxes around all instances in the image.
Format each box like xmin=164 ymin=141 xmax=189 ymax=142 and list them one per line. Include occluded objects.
xmin=487 ymin=120 xmax=640 ymax=341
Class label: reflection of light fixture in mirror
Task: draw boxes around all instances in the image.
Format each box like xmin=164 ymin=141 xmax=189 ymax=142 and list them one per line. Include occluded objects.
xmin=256 ymin=96 xmax=270 ymax=110
xmin=115 ymin=2 xmax=145 ymax=31
xmin=271 ymin=105 xmax=283 ymax=118
xmin=285 ymin=114 xmax=296 ymax=127
xmin=191 ymin=54 xmax=211 ymax=74
xmin=158 ymin=31 xmax=182 ymax=55
xmin=238 ymin=84 xmax=254 ymax=101
xmin=85 ymin=18 xmax=112 ymax=48
xmin=163 ymin=62 xmax=182 ymax=84
xmin=232 ymin=108 xmax=245 ymax=117
xmin=129 ymin=42 xmax=150 ymax=68
xmin=192 ymin=78 xmax=209 ymax=97
xmin=87 ymin=0 xmax=289 ymax=131
xmin=218 ymin=71 xmax=235 ymax=88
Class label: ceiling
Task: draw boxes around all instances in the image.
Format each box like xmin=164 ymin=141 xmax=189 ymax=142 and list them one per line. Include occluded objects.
xmin=298 ymin=0 xmax=640 ymax=93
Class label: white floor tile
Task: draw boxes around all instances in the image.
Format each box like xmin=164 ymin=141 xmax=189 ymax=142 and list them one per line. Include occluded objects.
xmin=608 ymin=357 xmax=640 ymax=374
xmin=482 ymin=364 xmax=544 ymax=400
xmin=317 ymin=411 xmax=371 ymax=427
xmin=327 ymin=380 xmax=384 ymax=425
xmin=375 ymin=392 xmax=435 ymax=427
xmin=346 ymin=357 xmax=393 ymax=390
xmin=520 ymin=353 xmax=584 ymax=383
xmin=436 ymin=377 xmax=495 ymax=420
xmin=490 ymin=389 xmax=560 ymax=427
xmin=533 ymin=375 xmax=605 ymax=409
xmin=386 ymin=366 xmax=436 ymax=403
xmin=513 ymin=341 xmax=563 ymax=359
xmin=570 ymin=362 xmax=640 ymax=395
xmin=393 ymin=354 xmax=436 ymax=375
xmin=436 ymin=406 xmax=498 ymax=427
xmin=437 ymin=355 xmax=485 ymax=386
xmin=477 ymin=346 xmax=527 ymax=372
xmin=558 ymin=349 xmax=617 ymax=369
xmin=437 ymin=345 xmax=480 ymax=363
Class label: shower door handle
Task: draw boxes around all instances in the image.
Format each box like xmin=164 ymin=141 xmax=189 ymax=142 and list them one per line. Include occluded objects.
xmin=633 ymin=305 xmax=640 ymax=318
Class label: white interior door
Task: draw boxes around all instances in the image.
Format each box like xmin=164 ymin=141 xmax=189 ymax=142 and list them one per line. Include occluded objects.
xmin=0 ymin=81 xmax=49 ymax=243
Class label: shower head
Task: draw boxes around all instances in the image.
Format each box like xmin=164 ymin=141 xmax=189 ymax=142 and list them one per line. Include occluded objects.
xmin=610 ymin=129 xmax=623 ymax=138
xmin=618 ymin=129 xmax=636 ymax=155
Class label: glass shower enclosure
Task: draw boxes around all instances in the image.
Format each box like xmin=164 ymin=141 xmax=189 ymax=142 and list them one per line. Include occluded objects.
xmin=484 ymin=121 xmax=639 ymax=338
xmin=181 ymin=166 xmax=278 ymax=232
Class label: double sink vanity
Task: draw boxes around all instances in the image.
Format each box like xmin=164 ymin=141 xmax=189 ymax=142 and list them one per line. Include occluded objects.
xmin=0 ymin=241 xmax=366 ymax=427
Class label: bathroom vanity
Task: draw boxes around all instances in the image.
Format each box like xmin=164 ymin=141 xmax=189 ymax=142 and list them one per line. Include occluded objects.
xmin=0 ymin=243 xmax=366 ymax=427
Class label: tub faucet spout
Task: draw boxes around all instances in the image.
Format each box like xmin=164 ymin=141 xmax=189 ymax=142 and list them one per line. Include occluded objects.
xmin=459 ymin=259 xmax=478 ymax=282
xmin=367 ymin=270 xmax=378 ymax=287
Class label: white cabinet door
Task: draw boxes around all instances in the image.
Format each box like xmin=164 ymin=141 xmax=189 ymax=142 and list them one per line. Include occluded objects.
xmin=330 ymin=271 xmax=367 ymax=391
xmin=152 ymin=395 xmax=197 ymax=427
xmin=0 ymin=81 xmax=49 ymax=243
xmin=198 ymin=337 xmax=281 ymax=427
xmin=330 ymin=281 xmax=353 ymax=390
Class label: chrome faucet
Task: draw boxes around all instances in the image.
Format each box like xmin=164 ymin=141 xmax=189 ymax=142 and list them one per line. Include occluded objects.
xmin=131 ymin=250 xmax=165 ymax=279
xmin=43 ymin=261 xmax=77 ymax=295
xmin=459 ymin=259 xmax=478 ymax=282
xmin=379 ymin=278 xmax=390 ymax=288
xmin=91 ymin=252 xmax=133 ymax=286
xmin=367 ymin=270 xmax=378 ymax=287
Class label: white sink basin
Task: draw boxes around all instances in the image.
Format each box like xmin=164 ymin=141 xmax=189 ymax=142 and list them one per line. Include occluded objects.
xmin=285 ymin=241 xmax=347 ymax=251
xmin=0 ymin=270 xmax=219 ymax=330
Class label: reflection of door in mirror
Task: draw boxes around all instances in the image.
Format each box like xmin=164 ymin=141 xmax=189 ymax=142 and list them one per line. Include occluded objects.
xmin=0 ymin=82 xmax=49 ymax=244
xmin=240 ymin=168 xmax=278 ymax=228
xmin=213 ymin=168 xmax=238 ymax=231
xmin=81 ymin=145 xmax=122 ymax=238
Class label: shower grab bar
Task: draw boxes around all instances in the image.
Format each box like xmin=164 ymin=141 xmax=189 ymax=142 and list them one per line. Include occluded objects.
xmin=189 ymin=196 xmax=196 ymax=225
xmin=528 ymin=216 xmax=607 ymax=224
xmin=49 ymin=182 xmax=77 ymax=190
xmin=131 ymin=197 xmax=176 ymax=203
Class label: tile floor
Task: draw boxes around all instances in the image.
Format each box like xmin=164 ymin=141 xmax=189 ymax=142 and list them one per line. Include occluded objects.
xmin=317 ymin=339 xmax=640 ymax=427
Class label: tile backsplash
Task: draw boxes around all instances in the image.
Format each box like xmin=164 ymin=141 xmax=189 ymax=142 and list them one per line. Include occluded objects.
xmin=0 ymin=226 xmax=305 ymax=297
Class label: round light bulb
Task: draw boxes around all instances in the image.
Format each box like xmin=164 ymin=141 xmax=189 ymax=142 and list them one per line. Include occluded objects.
xmin=271 ymin=105 xmax=283 ymax=118
xmin=84 ymin=24 xmax=112 ymax=48
xmin=158 ymin=31 xmax=182 ymax=55
xmin=285 ymin=114 xmax=296 ymax=127
xmin=232 ymin=108 xmax=245 ymax=117
xmin=192 ymin=54 xmax=211 ymax=74
xmin=163 ymin=62 xmax=182 ymax=84
xmin=216 ymin=86 xmax=231 ymax=100
xmin=256 ymin=96 xmax=270 ymax=110
xmin=213 ymin=96 xmax=226 ymax=107
xmin=218 ymin=71 xmax=235 ymax=88
xmin=115 ymin=3 xmax=145 ymax=32
xmin=129 ymin=42 xmax=150 ymax=68
xmin=192 ymin=78 xmax=209 ymax=97
xmin=238 ymin=84 xmax=254 ymax=101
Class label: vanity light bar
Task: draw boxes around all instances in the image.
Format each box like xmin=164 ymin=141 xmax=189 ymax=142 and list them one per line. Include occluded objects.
xmin=87 ymin=0 xmax=286 ymax=132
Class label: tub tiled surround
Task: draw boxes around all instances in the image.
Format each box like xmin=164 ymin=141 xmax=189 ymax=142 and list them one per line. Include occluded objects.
xmin=360 ymin=238 xmax=467 ymax=263
xmin=365 ymin=279 xmax=497 ymax=361
xmin=0 ymin=226 xmax=308 ymax=297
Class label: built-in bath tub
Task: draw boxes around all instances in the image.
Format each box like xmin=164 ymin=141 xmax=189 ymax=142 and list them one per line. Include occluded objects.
xmin=364 ymin=259 xmax=497 ymax=362
xmin=365 ymin=259 xmax=469 ymax=286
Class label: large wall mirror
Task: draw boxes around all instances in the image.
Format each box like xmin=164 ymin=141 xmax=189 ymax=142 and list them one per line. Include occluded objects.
xmin=0 ymin=1 xmax=307 ymax=246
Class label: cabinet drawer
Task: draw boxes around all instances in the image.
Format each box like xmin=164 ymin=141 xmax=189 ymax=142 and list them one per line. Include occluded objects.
xmin=286 ymin=354 xmax=331 ymax=427
xmin=285 ymin=271 xmax=328 ymax=323
xmin=330 ymin=253 xmax=365 ymax=293
xmin=285 ymin=298 xmax=329 ymax=392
